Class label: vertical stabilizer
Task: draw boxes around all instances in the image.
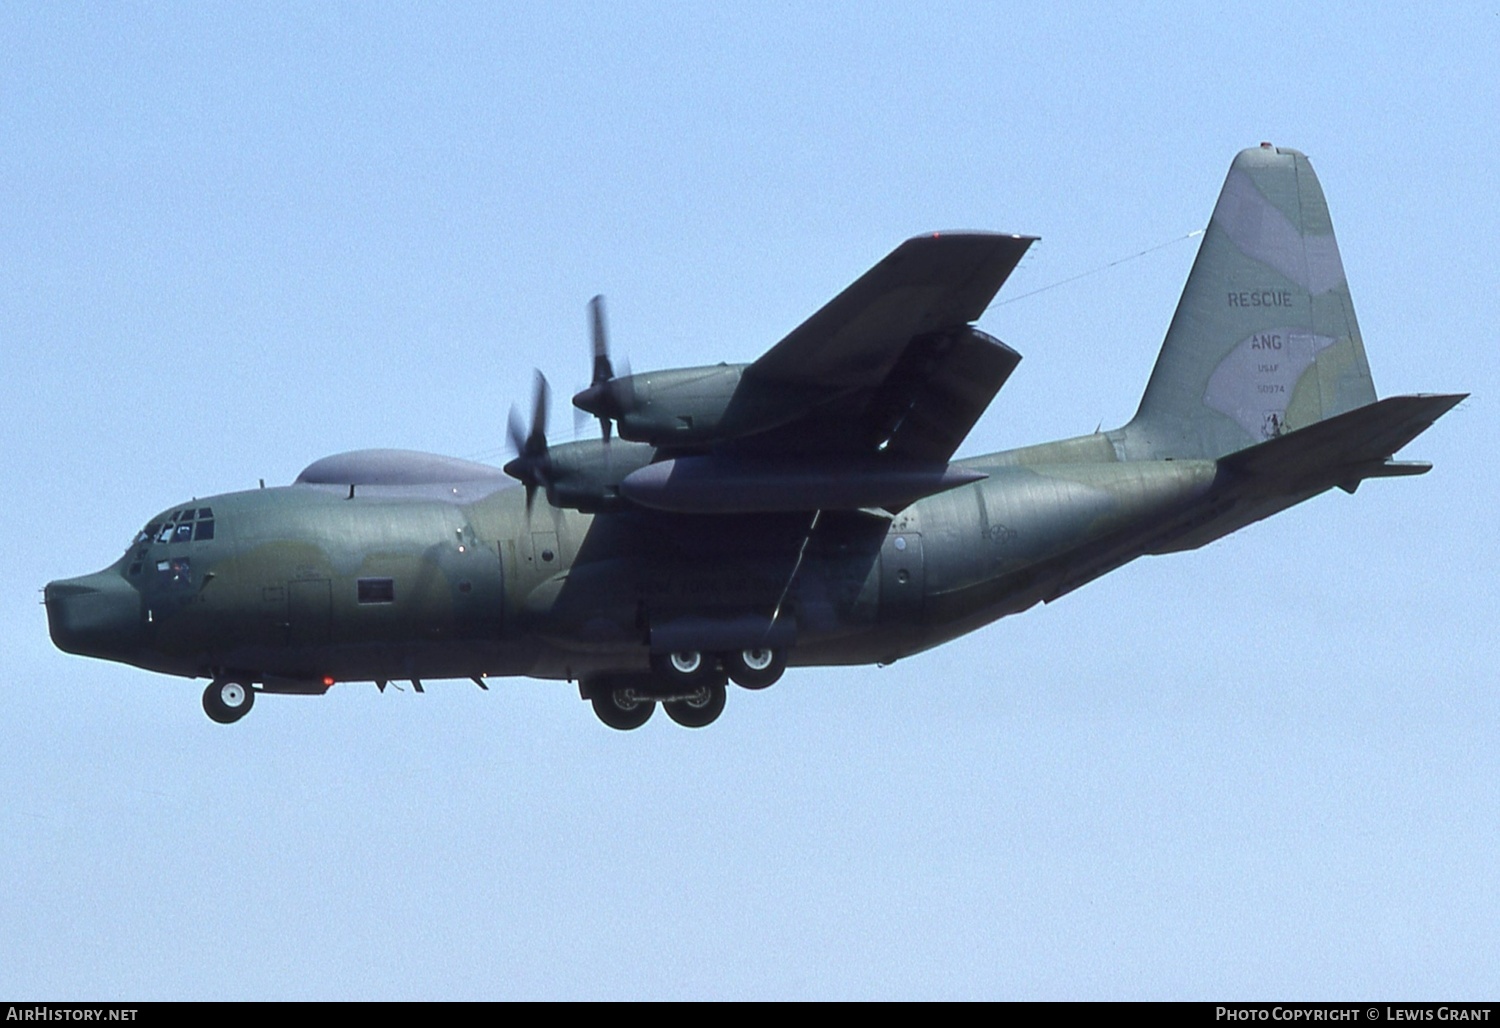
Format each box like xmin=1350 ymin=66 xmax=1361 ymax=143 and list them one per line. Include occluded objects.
xmin=1119 ymin=145 xmax=1377 ymax=460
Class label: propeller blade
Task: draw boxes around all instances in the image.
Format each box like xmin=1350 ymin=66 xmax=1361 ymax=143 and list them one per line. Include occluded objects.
xmin=588 ymin=296 xmax=616 ymax=444
xmin=507 ymin=406 xmax=527 ymax=459
xmin=505 ymin=371 xmax=554 ymax=509
xmin=589 ymin=295 xmax=613 ymax=386
xmin=527 ymin=371 xmax=551 ymax=457
xmin=573 ymin=296 xmax=636 ymax=444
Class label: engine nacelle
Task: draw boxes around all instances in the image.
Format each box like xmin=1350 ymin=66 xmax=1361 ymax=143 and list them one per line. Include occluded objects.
xmin=539 ymin=439 xmax=657 ymax=513
xmin=574 ymin=363 xmax=817 ymax=448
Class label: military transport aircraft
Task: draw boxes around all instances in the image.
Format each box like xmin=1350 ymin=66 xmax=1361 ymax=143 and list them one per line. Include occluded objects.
xmin=46 ymin=145 xmax=1463 ymax=729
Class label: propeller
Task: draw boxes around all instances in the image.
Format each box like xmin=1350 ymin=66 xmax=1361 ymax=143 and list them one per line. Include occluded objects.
xmin=503 ymin=371 xmax=552 ymax=512
xmin=572 ymin=295 xmax=631 ymax=443
xmin=590 ymin=294 xmax=613 ymax=389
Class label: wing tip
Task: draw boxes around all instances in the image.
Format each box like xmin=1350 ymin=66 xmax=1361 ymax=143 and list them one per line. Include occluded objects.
xmin=907 ymin=230 xmax=1040 ymax=244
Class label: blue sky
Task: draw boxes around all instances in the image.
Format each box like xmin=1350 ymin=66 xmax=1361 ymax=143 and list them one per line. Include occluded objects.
xmin=3 ymin=3 xmax=1496 ymax=999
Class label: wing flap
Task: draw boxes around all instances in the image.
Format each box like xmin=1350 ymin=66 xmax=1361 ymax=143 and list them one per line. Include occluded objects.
xmin=724 ymin=327 xmax=1021 ymax=463
xmin=879 ymin=329 xmax=1023 ymax=463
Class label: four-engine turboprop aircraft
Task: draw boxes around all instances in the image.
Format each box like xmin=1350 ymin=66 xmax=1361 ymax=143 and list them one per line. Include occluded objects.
xmin=45 ymin=145 xmax=1463 ymax=729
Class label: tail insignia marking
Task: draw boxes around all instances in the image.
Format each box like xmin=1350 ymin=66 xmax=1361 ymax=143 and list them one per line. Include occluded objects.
xmin=1205 ymin=329 xmax=1337 ymax=439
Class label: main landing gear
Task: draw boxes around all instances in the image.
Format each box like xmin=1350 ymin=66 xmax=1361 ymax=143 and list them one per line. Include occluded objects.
xmin=202 ymin=678 xmax=255 ymax=724
xmin=591 ymin=681 xmax=656 ymax=731
xmin=663 ymin=681 xmax=727 ymax=728
xmin=723 ymin=647 xmax=786 ymax=690
xmin=587 ymin=647 xmax=788 ymax=730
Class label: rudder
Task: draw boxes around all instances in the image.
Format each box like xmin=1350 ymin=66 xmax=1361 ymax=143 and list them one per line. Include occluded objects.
xmin=1119 ymin=144 xmax=1378 ymax=460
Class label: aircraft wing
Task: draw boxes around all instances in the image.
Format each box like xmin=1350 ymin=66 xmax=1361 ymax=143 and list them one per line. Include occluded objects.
xmin=587 ymin=232 xmax=1037 ymax=515
xmin=725 ymin=232 xmax=1034 ymax=463
xmin=746 ymin=232 xmax=1034 ymax=390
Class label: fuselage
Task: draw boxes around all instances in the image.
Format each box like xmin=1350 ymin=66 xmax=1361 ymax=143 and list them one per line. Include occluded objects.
xmin=44 ymin=435 xmax=1219 ymax=691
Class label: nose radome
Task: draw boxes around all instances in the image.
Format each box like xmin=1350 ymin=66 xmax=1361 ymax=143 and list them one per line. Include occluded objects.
xmin=45 ymin=570 xmax=143 ymax=658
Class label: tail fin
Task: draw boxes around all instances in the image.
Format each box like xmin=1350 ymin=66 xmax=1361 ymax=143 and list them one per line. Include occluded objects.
xmin=1120 ymin=144 xmax=1377 ymax=460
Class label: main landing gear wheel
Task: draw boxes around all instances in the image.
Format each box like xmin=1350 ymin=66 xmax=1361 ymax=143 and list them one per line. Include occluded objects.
xmin=650 ymin=649 xmax=710 ymax=686
xmin=591 ymin=685 xmax=655 ymax=731
xmin=203 ymin=678 xmax=254 ymax=724
xmin=724 ymin=647 xmax=786 ymax=690
xmin=664 ymin=680 xmax=727 ymax=728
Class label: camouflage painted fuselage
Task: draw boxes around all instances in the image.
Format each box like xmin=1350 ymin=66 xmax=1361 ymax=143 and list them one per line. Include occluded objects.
xmin=46 ymin=436 xmax=1219 ymax=690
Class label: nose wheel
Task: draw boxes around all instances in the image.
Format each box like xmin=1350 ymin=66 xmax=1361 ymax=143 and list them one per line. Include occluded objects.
xmin=203 ymin=678 xmax=254 ymax=724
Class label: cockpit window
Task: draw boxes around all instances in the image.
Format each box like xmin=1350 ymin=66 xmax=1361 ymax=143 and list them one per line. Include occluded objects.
xmin=136 ymin=510 xmax=218 ymax=549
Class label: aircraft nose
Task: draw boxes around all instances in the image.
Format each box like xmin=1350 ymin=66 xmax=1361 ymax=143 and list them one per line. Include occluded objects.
xmin=45 ymin=570 xmax=144 ymax=658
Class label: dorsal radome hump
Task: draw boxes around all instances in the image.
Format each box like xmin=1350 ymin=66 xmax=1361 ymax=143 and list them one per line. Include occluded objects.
xmin=1122 ymin=144 xmax=1377 ymax=460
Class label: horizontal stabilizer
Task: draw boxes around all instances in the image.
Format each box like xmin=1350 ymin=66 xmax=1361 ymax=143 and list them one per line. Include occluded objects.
xmin=1220 ymin=393 xmax=1466 ymax=492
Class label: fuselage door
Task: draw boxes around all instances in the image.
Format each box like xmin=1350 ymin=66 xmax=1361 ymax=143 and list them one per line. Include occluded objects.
xmin=288 ymin=578 xmax=332 ymax=647
xmin=441 ymin=515 xmax=505 ymax=641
